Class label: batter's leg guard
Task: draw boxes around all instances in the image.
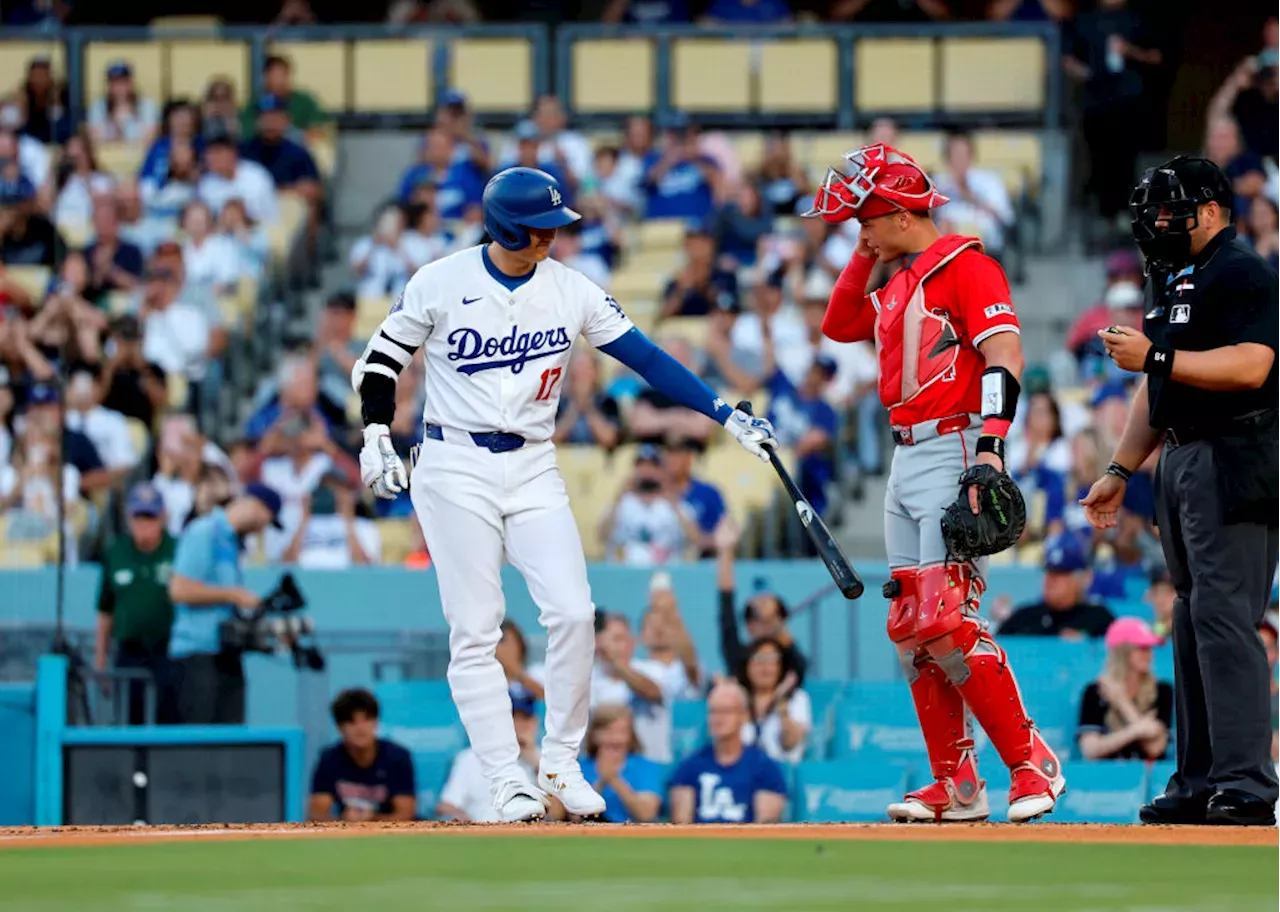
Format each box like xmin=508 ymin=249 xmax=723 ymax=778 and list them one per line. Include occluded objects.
xmin=884 ymin=568 xmax=988 ymax=823
xmin=916 ymin=563 xmax=1066 ymax=823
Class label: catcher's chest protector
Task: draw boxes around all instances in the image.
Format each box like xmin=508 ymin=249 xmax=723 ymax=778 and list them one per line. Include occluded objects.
xmin=873 ymin=235 xmax=981 ymax=410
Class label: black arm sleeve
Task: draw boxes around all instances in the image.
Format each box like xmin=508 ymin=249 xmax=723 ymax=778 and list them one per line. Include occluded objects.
xmin=719 ymin=588 xmax=745 ymax=678
xmin=358 ymin=331 xmax=416 ymax=426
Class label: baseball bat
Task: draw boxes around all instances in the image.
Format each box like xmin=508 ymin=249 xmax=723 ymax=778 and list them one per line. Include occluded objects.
xmin=736 ymin=401 xmax=864 ymax=600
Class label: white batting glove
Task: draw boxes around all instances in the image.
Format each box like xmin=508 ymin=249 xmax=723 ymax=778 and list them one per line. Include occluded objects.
xmin=724 ymin=409 xmax=777 ymax=463
xmin=359 ymin=424 xmax=408 ymax=499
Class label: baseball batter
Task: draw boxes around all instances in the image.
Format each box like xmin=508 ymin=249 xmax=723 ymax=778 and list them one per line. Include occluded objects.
xmin=807 ymin=144 xmax=1067 ymax=823
xmin=351 ymin=167 xmax=777 ymax=822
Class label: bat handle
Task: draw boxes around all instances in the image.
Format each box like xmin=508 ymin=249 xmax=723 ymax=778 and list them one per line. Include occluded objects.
xmin=735 ymin=400 xmax=753 ymax=416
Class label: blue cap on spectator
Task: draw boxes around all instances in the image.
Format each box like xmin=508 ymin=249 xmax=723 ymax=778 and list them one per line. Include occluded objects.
xmin=243 ymin=482 xmax=284 ymax=528
xmin=106 ymin=61 xmax=132 ymax=80
xmin=441 ymin=88 xmax=468 ymax=108
xmin=514 ymin=119 xmax=540 ymax=142
xmin=812 ymin=354 xmax=839 ymax=378
xmin=27 ymin=383 xmax=59 ymax=406
xmin=0 ymin=175 xmax=36 ymax=205
xmin=126 ymin=482 xmax=165 ymax=518
xmin=257 ymin=94 xmax=287 ymax=114
xmin=510 ymin=684 xmax=536 ymax=717
xmin=1044 ymin=532 xmax=1088 ymax=574
xmin=1091 ymin=381 xmax=1129 ymax=408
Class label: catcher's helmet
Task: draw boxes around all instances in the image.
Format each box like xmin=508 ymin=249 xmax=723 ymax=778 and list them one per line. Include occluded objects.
xmin=1129 ymin=156 xmax=1232 ymax=273
xmin=482 ymin=166 xmax=580 ymax=251
xmin=802 ymin=144 xmax=949 ymax=224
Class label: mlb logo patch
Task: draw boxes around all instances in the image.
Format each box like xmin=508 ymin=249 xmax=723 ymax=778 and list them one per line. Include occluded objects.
xmin=1170 ymin=303 xmax=1190 ymax=324
xmin=984 ymin=303 xmax=1013 ymax=319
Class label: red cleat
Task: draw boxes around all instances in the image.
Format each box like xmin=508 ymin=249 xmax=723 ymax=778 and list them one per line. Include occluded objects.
xmin=1006 ymin=731 xmax=1066 ymax=823
xmin=887 ymin=749 xmax=989 ymax=823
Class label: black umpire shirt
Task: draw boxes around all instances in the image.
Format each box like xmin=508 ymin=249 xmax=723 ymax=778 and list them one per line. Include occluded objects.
xmin=1144 ymin=227 xmax=1279 ymax=432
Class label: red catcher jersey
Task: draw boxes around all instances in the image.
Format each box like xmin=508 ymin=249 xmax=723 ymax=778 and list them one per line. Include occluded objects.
xmin=872 ymin=236 xmax=1019 ymax=427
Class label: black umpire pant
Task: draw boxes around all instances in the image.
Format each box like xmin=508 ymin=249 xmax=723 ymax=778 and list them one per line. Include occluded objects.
xmin=1155 ymin=439 xmax=1279 ymax=803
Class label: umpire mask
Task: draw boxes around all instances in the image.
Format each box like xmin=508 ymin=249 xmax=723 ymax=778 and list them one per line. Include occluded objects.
xmin=1129 ymin=156 xmax=1231 ymax=274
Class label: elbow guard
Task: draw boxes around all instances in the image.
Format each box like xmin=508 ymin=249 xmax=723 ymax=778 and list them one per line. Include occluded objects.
xmin=353 ymin=330 xmax=416 ymax=427
xmin=977 ymin=367 xmax=1020 ymax=461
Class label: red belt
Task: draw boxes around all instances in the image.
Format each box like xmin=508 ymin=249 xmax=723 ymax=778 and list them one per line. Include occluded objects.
xmin=891 ymin=414 xmax=973 ymax=447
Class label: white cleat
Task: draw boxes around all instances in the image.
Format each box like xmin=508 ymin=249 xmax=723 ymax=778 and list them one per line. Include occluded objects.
xmin=1007 ymin=769 xmax=1067 ymax=823
xmin=887 ymin=786 xmax=990 ymax=823
xmin=538 ymin=766 xmax=606 ymax=817
xmin=493 ymin=781 xmax=549 ymax=823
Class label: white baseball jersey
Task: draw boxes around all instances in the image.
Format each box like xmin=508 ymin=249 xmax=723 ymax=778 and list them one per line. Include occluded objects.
xmin=366 ymin=247 xmax=633 ymax=441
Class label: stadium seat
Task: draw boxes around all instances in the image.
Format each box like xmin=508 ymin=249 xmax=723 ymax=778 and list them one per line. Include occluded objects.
xmin=352 ymin=40 xmax=431 ymax=113
xmin=625 ymin=248 xmax=678 ymax=278
xmin=1051 ymin=761 xmax=1147 ymax=823
xmin=855 ymin=38 xmax=934 ymax=112
xmin=0 ymin=41 xmax=65 ymax=96
xmin=124 ymin=418 xmax=150 ymax=459
xmin=635 ymin=219 xmax=686 ymax=254
xmin=376 ymin=518 xmax=417 ymax=565
xmin=166 ymin=373 xmax=189 ymax=410
xmin=270 ymin=42 xmax=349 ymax=114
xmin=940 ymin=37 xmax=1046 ymax=113
xmin=1146 ymin=760 xmax=1176 ymax=801
xmin=95 ymin=141 xmax=146 ymax=181
xmin=149 ymin=15 xmax=221 ymax=30
xmin=572 ymin=38 xmax=654 ymax=114
xmin=5 ymin=266 xmax=51 ymax=303
xmin=308 ymin=126 xmax=338 ymax=179
xmin=356 ymin=296 xmax=392 ymax=341
xmin=759 ymin=39 xmax=837 ymax=113
xmin=672 ymin=39 xmax=751 ymax=113
xmin=802 ymin=132 xmax=864 ymax=177
xmin=375 ymin=683 xmax=466 ymax=754
xmin=450 ymin=38 xmax=532 ymax=114
xmin=727 ymin=133 xmax=765 ymax=174
xmin=57 ymin=220 xmax=92 ymax=249
xmin=972 ymin=130 xmax=1043 ymax=197
xmin=267 ymin=191 xmax=308 ymax=263
xmin=608 ymin=269 xmax=663 ymax=304
xmin=834 ymin=682 xmax=927 ymax=758
xmin=411 ymin=751 xmax=455 ymax=820
xmin=83 ymin=42 xmax=163 ymax=108
xmin=804 ymin=679 xmax=844 ymax=761
xmin=793 ymin=759 xmax=910 ymax=822
xmin=702 ymin=443 xmax=784 ymax=523
xmin=653 ymin=315 xmax=708 ymax=351
xmin=895 ymin=131 xmax=945 ymax=174
xmin=1002 ymin=636 xmax=1103 ymax=702
xmin=670 ymin=699 xmax=706 ymax=762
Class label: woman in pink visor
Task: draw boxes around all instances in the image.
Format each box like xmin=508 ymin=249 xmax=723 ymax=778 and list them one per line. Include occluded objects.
xmin=1077 ymin=617 xmax=1173 ymax=761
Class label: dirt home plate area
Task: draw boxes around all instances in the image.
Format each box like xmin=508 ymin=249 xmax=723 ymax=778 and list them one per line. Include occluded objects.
xmin=1 ymin=821 xmax=1275 ymax=912
xmin=0 ymin=819 xmax=1273 ymax=847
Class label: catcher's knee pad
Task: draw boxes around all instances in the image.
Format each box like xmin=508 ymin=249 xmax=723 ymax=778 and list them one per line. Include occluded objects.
xmin=884 ymin=568 xmax=920 ymax=681
xmin=914 ymin=563 xmax=985 ymax=662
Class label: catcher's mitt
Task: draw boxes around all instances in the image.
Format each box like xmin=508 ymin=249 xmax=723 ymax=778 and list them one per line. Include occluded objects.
xmin=940 ymin=464 xmax=1027 ymax=560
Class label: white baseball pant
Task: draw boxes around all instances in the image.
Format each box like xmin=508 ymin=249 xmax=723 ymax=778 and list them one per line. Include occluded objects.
xmin=410 ymin=429 xmax=594 ymax=797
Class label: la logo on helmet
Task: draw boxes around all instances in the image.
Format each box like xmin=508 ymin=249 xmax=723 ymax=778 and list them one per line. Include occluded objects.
xmin=549 ymin=187 xmax=562 ymax=206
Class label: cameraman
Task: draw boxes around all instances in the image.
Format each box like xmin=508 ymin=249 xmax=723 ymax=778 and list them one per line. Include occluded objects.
xmin=167 ymin=483 xmax=282 ymax=724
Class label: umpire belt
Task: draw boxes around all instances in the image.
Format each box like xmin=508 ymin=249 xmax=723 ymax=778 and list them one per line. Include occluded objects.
xmin=891 ymin=413 xmax=977 ymax=447
xmin=1165 ymin=409 xmax=1278 ymax=448
xmin=424 ymin=423 xmax=526 ymax=454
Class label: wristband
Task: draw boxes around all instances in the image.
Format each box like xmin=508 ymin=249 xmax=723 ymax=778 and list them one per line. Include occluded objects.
xmin=981 ymin=417 xmax=1012 ymax=439
xmin=1105 ymin=461 xmax=1133 ymax=482
xmin=976 ymin=435 xmax=1006 ymax=463
xmin=1143 ymin=346 xmax=1174 ymax=378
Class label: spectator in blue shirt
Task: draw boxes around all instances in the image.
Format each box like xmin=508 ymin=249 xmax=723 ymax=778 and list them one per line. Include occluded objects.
xmin=662 ymin=435 xmax=726 ymax=554
xmin=167 ymin=484 xmax=282 ymax=724
xmin=701 ymin=0 xmax=792 ymax=24
xmin=669 ymin=681 xmax=787 ymax=823
xmin=642 ymin=114 xmax=720 ymax=221
xmin=501 ymin=119 xmax=577 ymax=207
xmin=139 ymin=101 xmax=203 ymax=187
xmin=397 ymin=127 xmax=488 ymax=219
xmin=602 ymin=0 xmax=692 ymax=24
xmin=240 ymin=95 xmax=321 ymax=204
xmin=765 ymin=354 xmax=839 ymax=518
xmin=579 ymin=704 xmax=664 ymax=823
xmin=308 ymin=688 xmax=417 ymax=822
xmin=660 ymin=225 xmax=739 ymax=318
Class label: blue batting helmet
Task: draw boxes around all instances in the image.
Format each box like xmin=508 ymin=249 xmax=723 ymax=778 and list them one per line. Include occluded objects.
xmin=482 ymin=167 xmax=580 ymax=251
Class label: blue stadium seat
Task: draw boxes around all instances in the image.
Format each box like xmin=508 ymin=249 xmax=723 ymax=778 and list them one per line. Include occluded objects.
xmin=412 ymin=751 xmax=455 ymax=820
xmin=1051 ymin=760 xmax=1147 ymax=823
xmin=671 ymin=700 xmax=707 ymax=762
xmin=835 ymin=682 xmax=924 ymax=757
xmin=377 ymin=698 xmax=467 ymax=755
xmin=374 ymin=680 xmax=454 ymax=716
xmin=1147 ymin=760 xmax=1177 ymax=801
xmin=1002 ymin=636 xmax=1103 ymax=698
xmin=794 ymin=759 xmax=910 ymax=822
xmin=803 ymin=680 xmax=845 ymax=761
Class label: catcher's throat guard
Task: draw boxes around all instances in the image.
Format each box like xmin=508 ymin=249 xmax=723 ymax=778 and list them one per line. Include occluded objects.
xmin=941 ymin=464 xmax=1027 ymax=561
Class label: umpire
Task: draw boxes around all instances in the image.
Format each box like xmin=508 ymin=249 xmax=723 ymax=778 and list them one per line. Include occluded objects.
xmin=1082 ymin=156 xmax=1278 ymax=826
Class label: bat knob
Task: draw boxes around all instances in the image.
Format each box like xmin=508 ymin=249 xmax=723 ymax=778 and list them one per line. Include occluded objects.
xmin=735 ymin=400 xmax=754 ymax=416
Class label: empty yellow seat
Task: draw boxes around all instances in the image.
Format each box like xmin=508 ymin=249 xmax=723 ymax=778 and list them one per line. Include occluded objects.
xmin=672 ymin=39 xmax=751 ymax=112
xmin=972 ymin=130 xmax=1043 ymax=194
xmin=166 ymin=39 xmax=250 ymax=102
xmin=271 ymin=41 xmax=349 ymax=113
xmin=5 ymin=266 xmax=51 ymax=304
xmin=356 ymin=296 xmax=393 ymax=341
xmin=728 ymin=133 xmax=766 ymax=173
xmin=940 ymin=37 xmax=1046 ymax=112
xmin=636 ymin=219 xmax=686 ymax=254
xmin=95 ymin=141 xmax=146 ymax=180
xmin=759 ymin=39 xmax=837 ymax=113
xmin=654 ymin=316 xmax=708 ymax=351
xmin=376 ymin=518 xmax=417 ymax=564
xmin=450 ymin=38 xmax=532 ymax=114
xmin=150 ymin=15 xmax=221 ymax=30
xmin=572 ymin=38 xmax=654 ymax=113
xmin=802 ymin=132 xmax=865 ymax=176
xmin=352 ymin=39 xmax=431 ymax=112
xmin=855 ymin=38 xmax=934 ymax=112
xmin=896 ymin=131 xmax=945 ymax=173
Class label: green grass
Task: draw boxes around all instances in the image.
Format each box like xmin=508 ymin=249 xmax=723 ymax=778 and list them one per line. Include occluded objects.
xmin=0 ymin=834 xmax=1274 ymax=911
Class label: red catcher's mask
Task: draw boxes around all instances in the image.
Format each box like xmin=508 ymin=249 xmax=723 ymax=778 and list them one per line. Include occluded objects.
xmin=803 ymin=143 xmax=950 ymax=223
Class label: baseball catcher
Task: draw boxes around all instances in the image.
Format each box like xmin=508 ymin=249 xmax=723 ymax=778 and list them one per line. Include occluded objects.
xmin=806 ymin=144 xmax=1064 ymax=823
